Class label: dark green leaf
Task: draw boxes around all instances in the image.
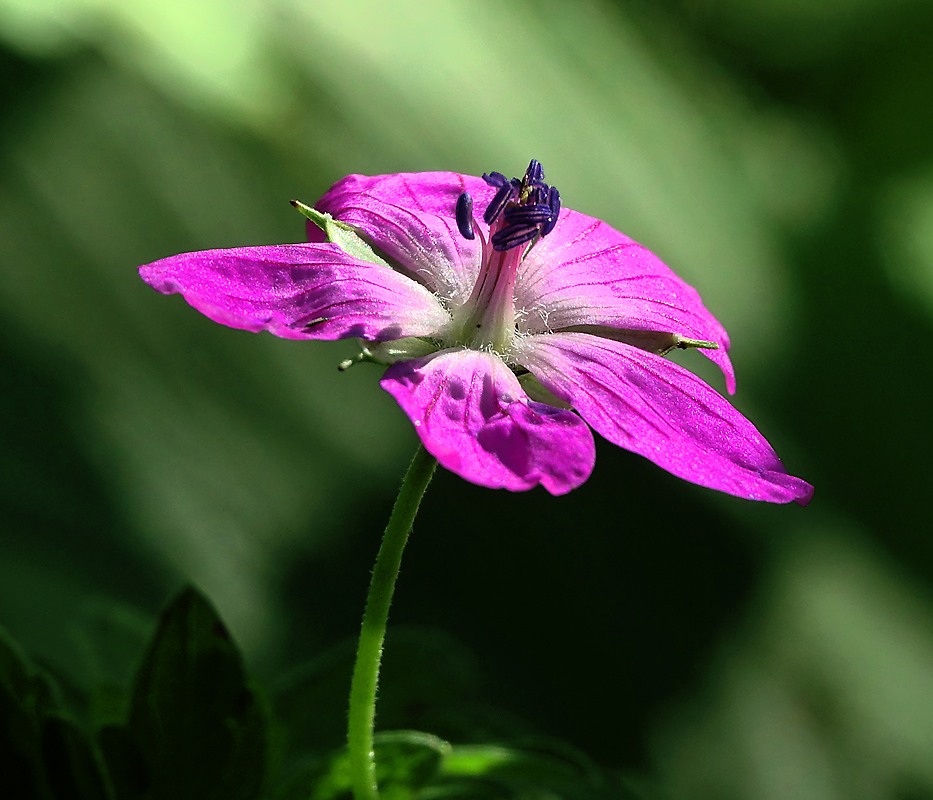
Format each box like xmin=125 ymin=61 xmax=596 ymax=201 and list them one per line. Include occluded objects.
xmin=441 ymin=743 xmax=585 ymax=785
xmin=97 ymin=725 xmax=148 ymax=800
xmin=434 ymin=740 xmax=640 ymax=800
xmin=372 ymin=730 xmax=451 ymax=795
xmin=41 ymin=714 xmax=113 ymax=800
xmin=0 ymin=624 xmax=62 ymax=800
xmin=272 ymin=625 xmax=496 ymax=770
xmin=415 ymin=781 xmax=510 ymax=800
xmin=71 ymin=601 xmax=154 ymax=729
xmin=126 ymin=587 xmax=267 ymax=800
xmin=304 ymin=730 xmax=450 ymax=800
xmin=0 ymin=624 xmax=60 ymax=719
xmin=271 ymin=638 xmax=355 ymax=763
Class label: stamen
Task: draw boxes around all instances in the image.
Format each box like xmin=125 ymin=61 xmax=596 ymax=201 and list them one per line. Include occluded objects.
xmin=482 ymin=171 xmax=509 ymax=188
xmin=477 ymin=159 xmax=561 ymax=251
xmin=491 ymin=224 xmax=539 ymax=251
xmin=455 ymin=192 xmax=475 ymax=240
xmin=484 ymin=182 xmax=516 ymax=225
xmin=541 ymin=186 xmax=561 ymax=236
xmin=525 ymin=159 xmax=544 ymax=185
xmin=526 ymin=185 xmax=547 ymax=205
xmin=503 ymin=204 xmax=552 ymax=225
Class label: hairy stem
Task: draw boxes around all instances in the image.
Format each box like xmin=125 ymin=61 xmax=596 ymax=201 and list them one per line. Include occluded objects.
xmin=347 ymin=444 xmax=438 ymax=800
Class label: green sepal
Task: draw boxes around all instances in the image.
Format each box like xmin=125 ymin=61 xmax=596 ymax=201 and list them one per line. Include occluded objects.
xmin=338 ymin=338 xmax=441 ymax=371
xmin=126 ymin=587 xmax=268 ymax=800
xmin=672 ymin=335 xmax=719 ymax=351
xmin=291 ymin=200 xmax=391 ymax=268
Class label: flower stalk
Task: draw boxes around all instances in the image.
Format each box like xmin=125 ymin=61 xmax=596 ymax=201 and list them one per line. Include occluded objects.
xmin=347 ymin=444 xmax=438 ymax=800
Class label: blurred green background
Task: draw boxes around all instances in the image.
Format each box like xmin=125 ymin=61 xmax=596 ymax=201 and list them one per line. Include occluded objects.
xmin=2 ymin=0 xmax=932 ymax=796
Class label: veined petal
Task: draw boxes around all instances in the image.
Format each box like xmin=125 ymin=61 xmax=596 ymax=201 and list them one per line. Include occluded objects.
xmin=380 ymin=348 xmax=595 ymax=495
xmin=516 ymin=333 xmax=813 ymax=505
xmin=316 ymin=172 xmax=496 ymax=307
xmin=515 ymin=208 xmax=736 ymax=393
xmin=139 ymin=243 xmax=450 ymax=342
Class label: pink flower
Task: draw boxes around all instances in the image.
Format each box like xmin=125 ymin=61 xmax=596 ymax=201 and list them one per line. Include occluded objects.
xmin=139 ymin=161 xmax=812 ymax=503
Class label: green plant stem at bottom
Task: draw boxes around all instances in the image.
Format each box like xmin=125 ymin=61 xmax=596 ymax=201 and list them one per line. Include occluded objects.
xmin=347 ymin=444 xmax=438 ymax=800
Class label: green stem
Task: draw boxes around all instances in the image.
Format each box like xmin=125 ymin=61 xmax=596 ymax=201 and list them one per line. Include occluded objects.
xmin=348 ymin=444 xmax=438 ymax=800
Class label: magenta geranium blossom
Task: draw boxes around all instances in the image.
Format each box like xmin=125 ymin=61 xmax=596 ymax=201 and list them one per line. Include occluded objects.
xmin=139 ymin=161 xmax=812 ymax=503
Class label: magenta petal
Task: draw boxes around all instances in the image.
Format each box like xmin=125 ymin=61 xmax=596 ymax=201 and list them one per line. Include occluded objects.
xmin=518 ymin=333 xmax=813 ymax=505
xmin=516 ymin=208 xmax=736 ymax=393
xmin=316 ymin=172 xmax=496 ymax=305
xmin=139 ymin=243 xmax=450 ymax=342
xmin=380 ymin=349 xmax=595 ymax=495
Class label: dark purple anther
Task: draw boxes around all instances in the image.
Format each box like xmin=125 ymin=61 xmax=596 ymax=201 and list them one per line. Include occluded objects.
xmin=483 ymin=182 xmax=516 ymax=225
xmin=503 ymin=204 xmax=552 ymax=226
xmin=480 ymin=159 xmax=560 ymax=250
xmin=456 ymin=192 xmax=475 ymax=240
xmin=482 ymin=171 xmax=509 ymax=188
xmin=541 ymin=186 xmax=561 ymax=236
xmin=492 ymin=224 xmax=540 ymax=251
xmin=525 ymin=159 xmax=544 ymax=185
xmin=526 ymin=185 xmax=545 ymax=205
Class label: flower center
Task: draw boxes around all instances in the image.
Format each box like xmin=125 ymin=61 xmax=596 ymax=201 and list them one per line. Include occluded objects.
xmin=451 ymin=159 xmax=561 ymax=353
